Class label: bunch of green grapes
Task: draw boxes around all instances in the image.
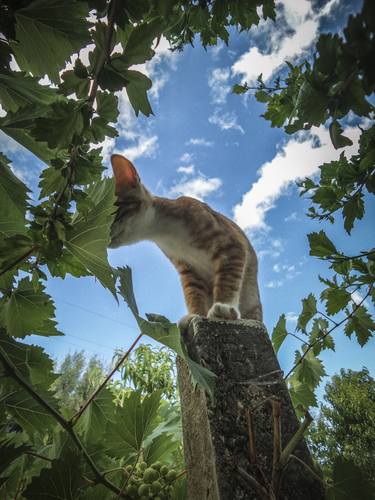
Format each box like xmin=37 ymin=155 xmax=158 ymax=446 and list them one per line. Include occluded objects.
xmin=124 ymin=461 xmax=179 ymax=499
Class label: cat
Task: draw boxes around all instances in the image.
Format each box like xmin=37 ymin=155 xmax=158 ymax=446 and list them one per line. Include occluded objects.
xmin=109 ymin=154 xmax=262 ymax=329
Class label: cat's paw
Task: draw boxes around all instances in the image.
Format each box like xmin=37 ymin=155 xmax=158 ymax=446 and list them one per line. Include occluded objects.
xmin=207 ymin=302 xmax=240 ymax=320
xmin=178 ymin=314 xmax=199 ymax=338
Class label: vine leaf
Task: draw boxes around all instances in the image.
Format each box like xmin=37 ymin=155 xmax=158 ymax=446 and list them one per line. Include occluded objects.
xmin=293 ymin=350 xmax=326 ymax=390
xmin=296 ymin=293 xmax=317 ymax=332
xmin=125 ymin=70 xmax=153 ymax=117
xmin=76 ymin=388 xmax=116 ymax=444
xmin=329 ymin=120 xmax=353 ymax=149
xmin=11 ymin=0 xmax=91 ymax=83
xmin=65 ymin=178 xmax=117 ymax=297
xmin=0 ymin=72 xmax=61 ymax=113
xmin=0 ymin=278 xmax=61 ymax=338
xmin=328 ymin=457 xmax=374 ymax=499
xmin=308 ymin=230 xmax=338 ymax=258
xmin=272 ymin=314 xmax=288 ymax=353
xmin=321 ymin=287 xmax=351 ymax=315
xmin=103 ymin=390 xmax=162 ymax=458
xmin=344 ymin=305 xmax=375 ymax=346
xmin=288 ymin=380 xmax=318 ymax=411
xmin=0 ymin=154 xmax=29 ymax=238
xmin=0 ymin=439 xmax=30 ymax=479
xmin=117 ymin=267 xmax=217 ymax=397
xmin=23 ymin=447 xmax=83 ymax=499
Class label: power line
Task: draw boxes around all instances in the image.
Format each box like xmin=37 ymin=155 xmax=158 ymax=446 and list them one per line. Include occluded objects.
xmin=53 ymin=296 xmax=139 ymax=332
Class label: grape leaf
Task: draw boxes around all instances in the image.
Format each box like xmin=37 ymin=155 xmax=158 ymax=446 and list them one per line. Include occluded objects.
xmin=293 ymin=350 xmax=326 ymax=390
xmin=344 ymin=305 xmax=375 ymax=346
xmin=296 ymin=293 xmax=317 ymax=332
xmin=0 ymin=278 xmax=61 ymax=338
xmin=76 ymin=388 xmax=116 ymax=444
xmin=117 ymin=267 xmax=216 ymax=397
xmin=11 ymin=0 xmax=91 ymax=83
xmin=0 ymin=154 xmax=29 ymax=238
xmin=103 ymin=390 xmax=162 ymax=458
xmin=124 ymin=70 xmax=153 ymax=117
xmin=289 ymin=380 xmax=318 ymax=410
xmin=0 ymin=72 xmax=61 ymax=113
xmin=65 ymin=178 xmax=117 ymax=297
xmin=23 ymin=447 xmax=83 ymax=499
xmin=272 ymin=314 xmax=288 ymax=353
xmin=328 ymin=457 xmax=375 ymax=500
xmin=329 ymin=120 xmax=353 ymax=149
xmin=308 ymin=230 xmax=338 ymax=258
xmin=342 ymin=193 xmax=364 ymax=234
xmin=321 ymin=287 xmax=351 ymax=315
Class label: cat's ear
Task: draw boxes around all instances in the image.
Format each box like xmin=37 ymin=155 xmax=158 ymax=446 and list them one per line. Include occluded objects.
xmin=111 ymin=154 xmax=140 ymax=197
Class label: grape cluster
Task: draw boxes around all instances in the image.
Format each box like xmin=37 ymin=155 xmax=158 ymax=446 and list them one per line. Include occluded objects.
xmin=124 ymin=461 xmax=178 ymax=499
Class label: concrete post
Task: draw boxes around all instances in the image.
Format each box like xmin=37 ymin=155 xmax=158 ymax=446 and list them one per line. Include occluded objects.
xmin=177 ymin=317 xmax=325 ymax=500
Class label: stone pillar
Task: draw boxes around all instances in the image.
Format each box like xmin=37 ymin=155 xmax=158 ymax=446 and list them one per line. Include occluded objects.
xmin=177 ymin=317 xmax=325 ymax=500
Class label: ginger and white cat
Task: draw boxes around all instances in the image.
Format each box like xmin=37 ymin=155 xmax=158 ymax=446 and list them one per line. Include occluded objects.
xmin=109 ymin=154 xmax=262 ymax=326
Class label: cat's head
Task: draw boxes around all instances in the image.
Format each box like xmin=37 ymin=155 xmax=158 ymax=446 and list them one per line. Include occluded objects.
xmin=109 ymin=154 xmax=152 ymax=248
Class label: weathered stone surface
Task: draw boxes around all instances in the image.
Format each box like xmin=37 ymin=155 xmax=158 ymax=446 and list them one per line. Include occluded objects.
xmin=178 ymin=317 xmax=325 ymax=500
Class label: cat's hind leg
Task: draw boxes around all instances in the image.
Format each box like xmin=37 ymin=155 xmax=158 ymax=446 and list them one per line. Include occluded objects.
xmin=207 ymin=243 xmax=246 ymax=320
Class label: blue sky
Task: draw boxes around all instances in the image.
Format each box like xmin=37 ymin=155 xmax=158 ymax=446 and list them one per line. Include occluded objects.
xmin=1 ymin=0 xmax=373 ymax=397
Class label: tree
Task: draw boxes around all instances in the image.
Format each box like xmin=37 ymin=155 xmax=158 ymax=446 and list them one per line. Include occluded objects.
xmin=234 ymin=0 xmax=375 ymax=415
xmin=52 ymin=351 xmax=106 ymax=412
xmin=308 ymin=368 xmax=375 ymax=488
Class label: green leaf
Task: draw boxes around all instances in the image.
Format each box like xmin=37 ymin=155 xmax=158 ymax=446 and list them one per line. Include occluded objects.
xmin=0 ymin=439 xmax=30 ymax=477
xmin=309 ymin=318 xmax=334 ymax=355
xmin=76 ymin=388 xmax=116 ymax=443
xmin=65 ymin=178 xmax=117 ymax=296
xmin=11 ymin=0 xmax=91 ymax=83
xmin=0 ymin=278 xmax=61 ymax=338
xmin=32 ymin=101 xmax=85 ymax=150
xmin=342 ymin=193 xmax=364 ymax=234
xmin=0 ymin=335 xmax=57 ymax=390
xmin=103 ymin=391 xmax=162 ymax=458
xmin=120 ymin=19 xmax=161 ymax=66
xmin=289 ymin=380 xmax=318 ymax=410
xmin=143 ymin=433 xmax=179 ymax=465
xmin=297 ymin=294 xmax=317 ymax=332
xmin=0 ymin=72 xmax=61 ymax=112
xmin=308 ymin=230 xmax=338 ymax=258
xmin=321 ymin=287 xmax=351 ymax=315
xmin=293 ymin=350 xmax=326 ymax=390
xmin=96 ymin=92 xmax=119 ymax=123
xmin=0 ymin=234 xmax=33 ymax=276
xmin=0 ymin=154 xmax=29 ymax=237
xmin=329 ymin=120 xmax=353 ymax=149
xmin=329 ymin=457 xmax=375 ymax=500
xmin=232 ymin=83 xmax=249 ymax=95
xmin=272 ymin=314 xmax=288 ymax=353
xmin=124 ymin=70 xmax=153 ymax=117
xmin=23 ymin=447 xmax=83 ymax=499
xmin=344 ymin=305 xmax=375 ymax=347
xmin=117 ymin=267 xmax=217 ymax=397
xmin=1 ymin=382 xmax=58 ymax=437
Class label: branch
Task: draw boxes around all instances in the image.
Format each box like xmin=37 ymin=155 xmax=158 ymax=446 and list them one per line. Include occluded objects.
xmin=237 ymin=467 xmax=272 ymax=500
xmin=0 ymin=345 xmax=129 ymax=499
xmin=284 ymin=285 xmax=372 ymax=380
xmin=245 ymin=408 xmax=257 ymax=465
xmin=0 ymin=245 xmax=38 ymax=277
xmin=279 ymin=411 xmax=313 ymax=468
xmin=70 ymin=332 xmax=143 ymax=425
xmin=289 ymin=455 xmax=324 ymax=484
xmin=271 ymin=398 xmax=282 ymax=493
xmin=329 ymin=249 xmax=375 ymax=262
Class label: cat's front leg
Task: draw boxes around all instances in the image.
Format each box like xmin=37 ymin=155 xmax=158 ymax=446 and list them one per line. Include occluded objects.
xmin=208 ymin=245 xmax=246 ymax=320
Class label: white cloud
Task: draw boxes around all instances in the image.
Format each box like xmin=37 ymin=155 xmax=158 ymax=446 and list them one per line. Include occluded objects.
xmin=233 ymin=126 xmax=360 ymax=233
xmin=208 ymin=67 xmax=231 ymax=105
xmin=170 ymin=175 xmax=222 ymax=201
xmin=351 ymin=290 xmax=369 ymax=307
xmin=117 ymin=135 xmax=158 ymax=162
xmin=257 ymin=238 xmax=284 ymax=260
xmin=179 ymin=152 xmax=193 ymax=163
xmin=266 ymin=280 xmax=284 ymax=288
xmin=286 ymin=312 xmax=298 ymax=323
xmin=284 ymin=211 xmax=299 ymax=222
xmin=209 ymin=109 xmax=244 ymax=134
xmin=177 ymin=165 xmax=195 ymax=175
xmin=186 ymin=137 xmax=213 ymax=147
xmin=232 ymin=0 xmax=339 ymax=84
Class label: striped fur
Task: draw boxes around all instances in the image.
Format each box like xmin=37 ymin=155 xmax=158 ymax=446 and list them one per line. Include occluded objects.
xmin=109 ymin=154 xmax=262 ymax=322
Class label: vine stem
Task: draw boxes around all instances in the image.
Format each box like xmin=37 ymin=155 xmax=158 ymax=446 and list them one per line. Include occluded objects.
xmin=284 ymin=285 xmax=373 ymax=380
xmin=329 ymin=248 xmax=375 ymax=262
xmin=70 ymin=332 xmax=143 ymax=425
xmin=0 ymin=245 xmax=39 ymax=277
xmin=0 ymin=345 xmax=129 ymax=499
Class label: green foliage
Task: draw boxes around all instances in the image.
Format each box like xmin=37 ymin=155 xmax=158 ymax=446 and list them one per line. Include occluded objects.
xmin=234 ymin=0 xmax=375 ymax=420
xmin=308 ymin=369 xmax=375 ymax=494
